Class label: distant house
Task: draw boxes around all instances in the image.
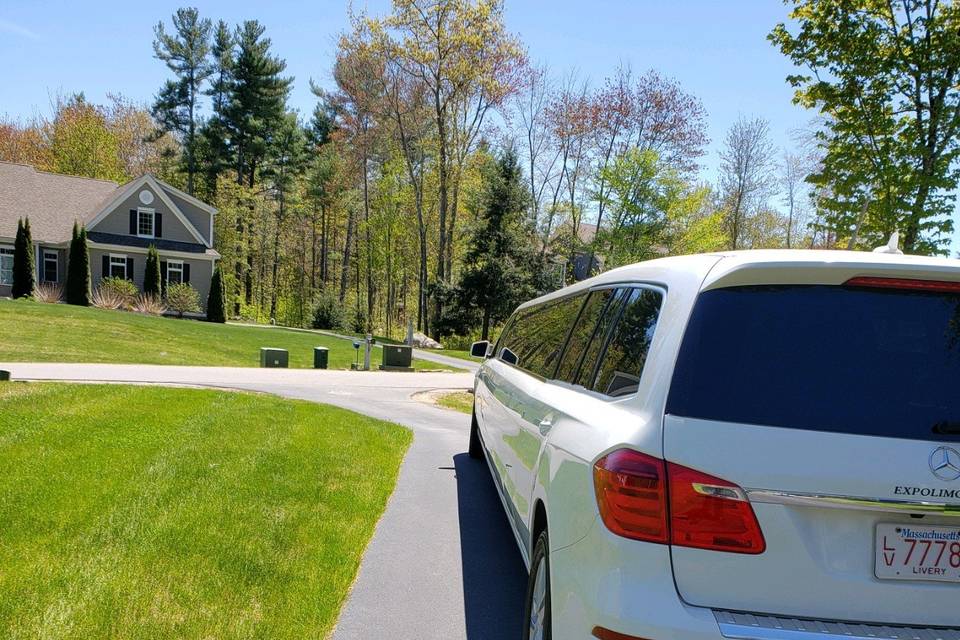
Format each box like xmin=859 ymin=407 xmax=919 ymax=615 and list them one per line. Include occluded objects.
xmin=0 ymin=162 xmax=219 ymax=308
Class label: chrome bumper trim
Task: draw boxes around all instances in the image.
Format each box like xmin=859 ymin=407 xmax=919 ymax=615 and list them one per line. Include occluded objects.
xmin=745 ymin=489 xmax=960 ymax=517
xmin=715 ymin=610 xmax=960 ymax=640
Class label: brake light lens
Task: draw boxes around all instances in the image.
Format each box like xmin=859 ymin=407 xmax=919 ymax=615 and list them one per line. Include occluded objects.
xmin=845 ymin=276 xmax=960 ymax=293
xmin=593 ymin=449 xmax=765 ymax=554
xmin=668 ymin=463 xmax=766 ymax=554
xmin=593 ymin=449 xmax=668 ymax=543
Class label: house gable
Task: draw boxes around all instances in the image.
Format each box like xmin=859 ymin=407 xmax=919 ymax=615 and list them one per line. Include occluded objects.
xmin=85 ymin=176 xmax=210 ymax=247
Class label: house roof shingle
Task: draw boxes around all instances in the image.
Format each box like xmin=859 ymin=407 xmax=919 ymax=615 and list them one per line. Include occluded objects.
xmin=0 ymin=162 xmax=121 ymax=243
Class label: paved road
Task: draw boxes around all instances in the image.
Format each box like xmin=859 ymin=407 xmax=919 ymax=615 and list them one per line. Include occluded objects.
xmin=0 ymin=363 xmax=527 ymax=639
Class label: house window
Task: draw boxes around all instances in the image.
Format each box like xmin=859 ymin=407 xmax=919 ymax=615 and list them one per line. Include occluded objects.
xmin=0 ymin=246 xmax=12 ymax=285
xmin=166 ymin=260 xmax=184 ymax=285
xmin=109 ymin=255 xmax=128 ymax=279
xmin=137 ymin=208 xmax=155 ymax=237
xmin=43 ymin=251 xmax=58 ymax=283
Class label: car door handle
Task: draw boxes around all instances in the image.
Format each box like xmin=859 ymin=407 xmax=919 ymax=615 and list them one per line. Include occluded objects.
xmin=538 ymin=418 xmax=553 ymax=435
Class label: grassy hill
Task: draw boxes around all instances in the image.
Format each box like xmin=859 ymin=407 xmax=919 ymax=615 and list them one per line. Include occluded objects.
xmin=0 ymin=299 xmax=454 ymax=370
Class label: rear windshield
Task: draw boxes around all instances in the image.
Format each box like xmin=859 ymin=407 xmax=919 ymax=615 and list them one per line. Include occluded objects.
xmin=666 ymin=284 xmax=960 ymax=442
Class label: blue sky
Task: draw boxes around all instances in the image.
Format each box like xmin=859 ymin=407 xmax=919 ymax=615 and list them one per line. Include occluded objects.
xmin=1 ymin=0 xmax=956 ymax=251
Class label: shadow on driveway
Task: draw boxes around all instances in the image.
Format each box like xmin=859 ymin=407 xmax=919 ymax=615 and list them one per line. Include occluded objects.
xmin=454 ymin=453 xmax=528 ymax=639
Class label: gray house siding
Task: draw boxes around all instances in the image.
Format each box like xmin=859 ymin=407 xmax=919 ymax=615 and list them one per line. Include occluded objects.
xmin=94 ymin=186 xmax=201 ymax=245
xmin=89 ymin=247 xmax=214 ymax=311
xmin=166 ymin=190 xmax=212 ymax=245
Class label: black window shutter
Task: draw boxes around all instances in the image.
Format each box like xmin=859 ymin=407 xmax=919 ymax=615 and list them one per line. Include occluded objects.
xmin=160 ymin=261 xmax=168 ymax=295
xmin=129 ymin=210 xmax=137 ymax=234
xmin=102 ymin=255 xmax=110 ymax=278
xmin=126 ymin=257 xmax=134 ymax=281
xmin=155 ymin=213 xmax=163 ymax=238
xmin=183 ymin=263 xmax=191 ymax=284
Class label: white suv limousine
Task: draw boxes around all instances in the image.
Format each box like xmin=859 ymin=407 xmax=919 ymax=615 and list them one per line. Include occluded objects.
xmin=468 ymin=250 xmax=960 ymax=640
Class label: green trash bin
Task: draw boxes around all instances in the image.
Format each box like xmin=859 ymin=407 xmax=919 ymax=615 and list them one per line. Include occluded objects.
xmin=313 ymin=347 xmax=329 ymax=369
xmin=0 ymin=370 xmax=9 ymax=382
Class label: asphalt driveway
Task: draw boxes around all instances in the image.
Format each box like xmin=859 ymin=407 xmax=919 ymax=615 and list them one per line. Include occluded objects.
xmin=0 ymin=363 xmax=526 ymax=639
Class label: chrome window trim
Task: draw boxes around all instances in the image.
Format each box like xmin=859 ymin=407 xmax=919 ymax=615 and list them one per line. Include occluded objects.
xmin=746 ymin=488 xmax=960 ymax=517
xmin=715 ymin=609 xmax=960 ymax=640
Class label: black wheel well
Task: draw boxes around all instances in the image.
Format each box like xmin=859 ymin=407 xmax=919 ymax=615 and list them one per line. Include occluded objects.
xmin=531 ymin=500 xmax=547 ymax=554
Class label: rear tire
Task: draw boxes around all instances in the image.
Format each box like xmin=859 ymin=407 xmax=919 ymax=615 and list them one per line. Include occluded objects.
xmin=523 ymin=530 xmax=551 ymax=640
xmin=468 ymin=409 xmax=483 ymax=459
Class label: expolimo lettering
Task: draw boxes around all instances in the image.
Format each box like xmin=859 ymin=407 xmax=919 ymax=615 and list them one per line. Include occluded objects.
xmin=894 ymin=486 xmax=960 ymax=499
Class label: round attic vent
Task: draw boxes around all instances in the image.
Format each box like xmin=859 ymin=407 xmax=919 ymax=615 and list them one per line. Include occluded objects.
xmin=139 ymin=190 xmax=154 ymax=205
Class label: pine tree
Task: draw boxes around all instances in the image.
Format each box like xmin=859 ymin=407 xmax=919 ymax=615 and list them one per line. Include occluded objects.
xmin=458 ymin=149 xmax=541 ymax=340
xmin=66 ymin=222 xmax=91 ymax=306
xmin=206 ymin=265 xmax=227 ymax=323
xmin=152 ymin=7 xmax=212 ymax=195
xmin=12 ymin=218 xmax=35 ymax=299
xmin=224 ymin=20 xmax=292 ymax=187
xmin=144 ymin=245 xmax=162 ymax=296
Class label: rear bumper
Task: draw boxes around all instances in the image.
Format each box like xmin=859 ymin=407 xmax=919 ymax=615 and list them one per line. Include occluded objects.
xmin=550 ymin=518 xmax=960 ymax=640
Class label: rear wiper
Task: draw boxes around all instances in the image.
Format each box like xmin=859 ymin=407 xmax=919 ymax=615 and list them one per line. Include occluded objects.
xmin=932 ymin=421 xmax=960 ymax=434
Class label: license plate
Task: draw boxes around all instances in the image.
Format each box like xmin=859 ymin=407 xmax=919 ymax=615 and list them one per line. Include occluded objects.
xmin=875 ymin=524 xmax=960 ymax=583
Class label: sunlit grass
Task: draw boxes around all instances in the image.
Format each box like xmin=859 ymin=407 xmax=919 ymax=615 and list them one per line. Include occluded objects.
xmin=0 ymin=382 xmax=412 ymax=639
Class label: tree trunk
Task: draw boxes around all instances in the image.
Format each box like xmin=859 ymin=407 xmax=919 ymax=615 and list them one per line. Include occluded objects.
xmin=339 ymin=207 xmax=355 ymax=303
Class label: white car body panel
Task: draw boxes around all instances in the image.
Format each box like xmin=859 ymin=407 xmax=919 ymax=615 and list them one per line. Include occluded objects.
xmin=472 ymin=249 xmax=960 ymax=639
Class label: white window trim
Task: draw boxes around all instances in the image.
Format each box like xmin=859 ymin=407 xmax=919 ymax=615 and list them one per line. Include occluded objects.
xmin=137 ymin=207 xmax=155 ymax=238
xmin=109 ymin=253 xmax=128 ymax=280
xmin=0 ymin=244 xmax=13 ymax=286
xmin=43 ymin=250 xmax=58 ymax=283
xmin=166 ymin=259 xmax=184 ymax=284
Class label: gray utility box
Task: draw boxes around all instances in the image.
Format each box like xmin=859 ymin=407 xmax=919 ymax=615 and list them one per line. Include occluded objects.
xmin=260 ymin=347 xmax=289 ymax=368
xmin=380 ymin=345 xmax=414 ymax=372
xmin=313 ymin=347 xmax=329 ymax=369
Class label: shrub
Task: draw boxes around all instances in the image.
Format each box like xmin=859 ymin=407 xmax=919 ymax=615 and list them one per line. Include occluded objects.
xmin=133 ymin=293 xmax=167 ymax=316
xmin=12 ymin=218 xmax=35 ymax=299
xmin=98 ymin=277 xmax=138 ymax=309
xmin=143 ymin=246 xmax=161 ymax=297
xmin=91 ymin=287 xmax=125 ymax=310
xmin=311 ymin=291 xmax=346 ymax=330
xmin=66 ymin=223 xmax=91 ymax=306
xmin=166 ymin=282 xmax=200 ymax=318
xmin=33 ymin=282 xmax=63 ymax=303
xmin=206 ymin=266 xmax=226 ymax=323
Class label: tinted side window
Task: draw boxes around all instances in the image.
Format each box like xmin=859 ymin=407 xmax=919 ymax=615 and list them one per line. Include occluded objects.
xmin=555 ymin=289 xmax=614 ymax=383
xmin=520 ymin=295 xmax=585 ymax=378
xmin=555 ymin=288 xmax=626 ymax=386
xmin=592 ymin=288 xmax=663 ymax=397
xmin=497 ymin=294 xmax=586 ymax=378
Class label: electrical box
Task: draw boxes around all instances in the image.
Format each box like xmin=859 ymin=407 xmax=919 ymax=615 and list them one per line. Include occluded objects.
xmin=380 ymin=345 xmax=413 ymax=371
xmin=260 ymin=347 xmax=289 ymax=368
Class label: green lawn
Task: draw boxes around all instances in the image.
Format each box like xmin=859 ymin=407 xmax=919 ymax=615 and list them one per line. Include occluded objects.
xmin=436 ymin=390 xmax=474 ymax=414
xmin=0 ymin=299 xmax=454 ymax=370
xmin=434 ymin=348 xmax=481 ymax=363
xmin=0 ymin=382 xmax=411 ymax=639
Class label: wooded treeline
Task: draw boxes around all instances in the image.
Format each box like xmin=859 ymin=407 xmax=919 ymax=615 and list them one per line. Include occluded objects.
xmin=2 ymin=0 xmax=958 ymax=340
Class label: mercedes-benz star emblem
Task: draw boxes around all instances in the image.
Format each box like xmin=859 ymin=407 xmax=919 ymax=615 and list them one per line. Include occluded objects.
xmin=929 ymin=446 xmax=960 ymax=482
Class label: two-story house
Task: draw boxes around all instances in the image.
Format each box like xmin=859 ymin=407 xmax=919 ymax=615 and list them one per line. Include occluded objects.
xmin=0 ymin=162 xmax=219 ymax=310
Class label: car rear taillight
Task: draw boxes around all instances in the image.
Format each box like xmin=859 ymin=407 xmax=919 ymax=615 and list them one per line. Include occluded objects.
xmin=593 ymin=449 xmax=765 ymax=554
xmin=845 ymin=276 xmax=960 ymax=293
xmin=593 ymin=449 xmax=668 ymax=543
xmin=668 ymin=462 xmax=766 ymax=554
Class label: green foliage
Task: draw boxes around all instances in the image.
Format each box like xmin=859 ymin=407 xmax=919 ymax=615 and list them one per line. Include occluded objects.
xmin=143 ymin=245 xmax=162 ymax=296
xmin=65 ymin=223 xmax=91 ymax=306
xmin=311 ymin=290 xmax=346 ymax=330
xmin=206 ymin=265 xmax=227 ymax=323
xmin=98 ymin=277 xmax=139 ymax=310
xmin=769 ymin=0 xmax=960 ymax=255
xmin=224 ymin=20 xmax=293 ymax=186
xmin=48 ymin=94 xmax=127 ymax=183
xmin=152 ymin=7 xmax=213 ymax=194
xmin=166 ymin=282 xmax=201 ymax=317
xmin=457 ymin=148 xmax=543 ymax=340
xmin=12 ymin=218 xmax=35 ymax=299
xmin=351 ymin=306 xmax=368 ymax=334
